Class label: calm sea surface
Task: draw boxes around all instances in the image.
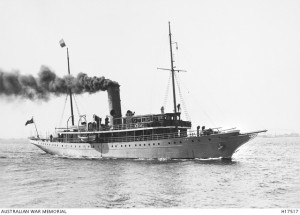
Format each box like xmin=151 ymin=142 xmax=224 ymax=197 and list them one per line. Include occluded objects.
xmin=0 ymin=137 xmax=299 ymax=208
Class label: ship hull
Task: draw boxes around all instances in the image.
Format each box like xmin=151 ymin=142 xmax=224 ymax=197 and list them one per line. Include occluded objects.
xmin=30 ymin=132 xmax=255 ymax=159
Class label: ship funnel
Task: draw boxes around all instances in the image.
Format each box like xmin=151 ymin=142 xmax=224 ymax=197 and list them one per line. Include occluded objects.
xmin=107 ymin=85 xmax=122 ymax=126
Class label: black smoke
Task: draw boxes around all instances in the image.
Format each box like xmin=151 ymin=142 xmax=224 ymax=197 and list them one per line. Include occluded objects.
xmin=0 ymin=66 xmax=119 ymax=101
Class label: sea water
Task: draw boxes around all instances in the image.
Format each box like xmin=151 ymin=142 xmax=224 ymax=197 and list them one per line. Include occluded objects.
xmin=0 ymin=137 xmax=299 ymax=208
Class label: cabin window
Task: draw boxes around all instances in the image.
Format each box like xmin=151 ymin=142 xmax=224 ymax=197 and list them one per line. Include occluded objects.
xmin=180 ymin=141 xmax=182 ymax=143
xmin=139 ymin=144 xmax=141 ymax=146
xmin=121 ymin=145 xmax=123 ymax=147
xmin=192 ymin=140 xmax=194 ymax=142
xmin=174 ymin=142 xmax=176 ymax=144
xmin=135 ymin=144 xmax=137 ymax=147
xmin=148 ymin=144 xmax=150 ymax=146
xmin=125 ymin=145 xmax=126 ymax=147
xmin=153 ymin=143 xmax=155 ymax=146
xmin=144 ymin=144 xmax=146 ymax=146
xmin=168 ymin=142 xmax=170 ymax=144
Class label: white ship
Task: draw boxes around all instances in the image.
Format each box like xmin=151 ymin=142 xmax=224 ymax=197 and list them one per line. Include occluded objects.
xmin=29 ymin=22 xmax=266 ymax=160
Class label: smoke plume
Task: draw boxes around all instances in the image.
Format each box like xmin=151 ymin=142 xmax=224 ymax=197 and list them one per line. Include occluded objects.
xmin=0 ymin=66 xmax=119 ymax=101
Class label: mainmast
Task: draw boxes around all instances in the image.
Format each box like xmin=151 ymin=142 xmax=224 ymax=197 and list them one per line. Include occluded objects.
xmin=60 ymin=39 xmax=74 ymax=126
xmin=67 ymin=48 xmax=75 ymax=126
xmin=168 ymin=22 xmax=178 ymax=125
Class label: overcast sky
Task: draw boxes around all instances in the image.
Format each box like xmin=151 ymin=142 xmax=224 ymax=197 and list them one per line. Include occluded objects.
xmin=0 ymin=0 xmax=299 ymax=138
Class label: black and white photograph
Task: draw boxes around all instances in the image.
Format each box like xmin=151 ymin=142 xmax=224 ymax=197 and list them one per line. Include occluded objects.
xmin=0 ymin=0 xmax=299 ymax=214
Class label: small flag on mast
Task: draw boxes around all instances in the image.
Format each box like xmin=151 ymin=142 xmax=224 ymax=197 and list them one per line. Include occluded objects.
xmin=59 ymin=39 xmax=66 ymax=48
xmin=25 ymin=118 xmax=34 ymax=126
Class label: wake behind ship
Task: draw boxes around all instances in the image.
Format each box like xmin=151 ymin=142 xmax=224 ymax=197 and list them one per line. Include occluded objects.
xmin=29 ymin=22 xmax=266 ymax=160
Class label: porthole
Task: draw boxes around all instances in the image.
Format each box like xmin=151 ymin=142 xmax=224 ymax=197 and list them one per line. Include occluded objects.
xmin=168 ymin=142 xmax=170 ymax=144
xmin=121 ymin=145 xmax=123 ymax=147
xmin=174 ymin=142 xmax=176 ymax=144
xmin=112 ymin=145 xmax=113 ymax=148
xmin=180 ymin=141 xmax=182 ymax=143
xmin=158 ymin=143 xmax=160 ymax=145
xmin=135 ymin=144 xmax=137 ymax=147
xmin=153 ymin=143 xmax=155 ymax=146
xmin=125 ymin=145 xmax=126 ymax=147
xmin=144 ymin=144 xmax=146 ymax=146
xmin=192 ymin=140 xmax=194 ymax=142
xmin=148 ymin=143 xmax=150 ymax=146
xmin=139 ymin=144 xmax=141 ymax=146
xmin=129 ymin=145 xmax=131 ymax=147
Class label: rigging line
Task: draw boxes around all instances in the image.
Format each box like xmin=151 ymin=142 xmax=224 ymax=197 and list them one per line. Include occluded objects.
xmin=73 ymin=94 xmax=81 ymax=117
xmin=174 ymin=73 xmax=190 ymax=121
xmin=59 ymin=94 xmax=68 ymax=127
xmin=179 ymin=74 xmax=228 ymax=125
xmin=174 ymin=71 xmax=216 ymax=126
xmin=76 ymin=94 xmax=89 ymax=116
xmin=178 ymin=77 xmax=216 ymax=126
xmin=163 ymin=72 xmax=172 ymax=109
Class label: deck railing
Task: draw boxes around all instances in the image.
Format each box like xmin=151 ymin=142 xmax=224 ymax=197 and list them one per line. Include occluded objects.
xmin=55 ymin=120 xmax=192 ymax=133
xmin=46 ymin=130 xmax=199 ymax=143
xmin=112 ymin=122 xmax=154 ymax=130
xmin=100 ymin=131 xmax=191 ymax=143
xmin=112 ymin=120 xmax=191 ymax=130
